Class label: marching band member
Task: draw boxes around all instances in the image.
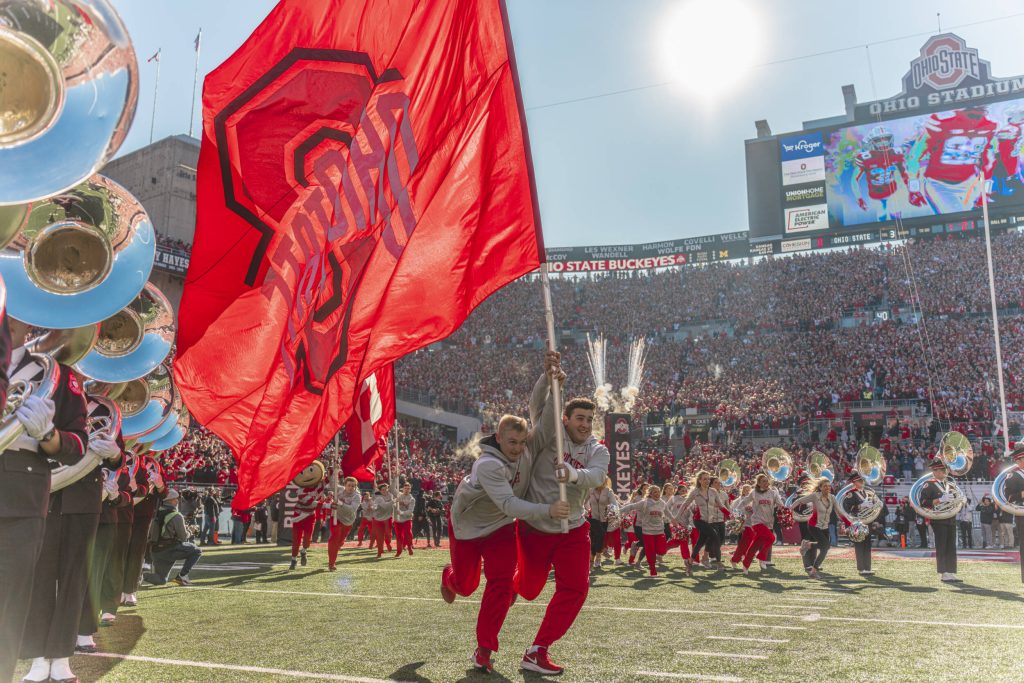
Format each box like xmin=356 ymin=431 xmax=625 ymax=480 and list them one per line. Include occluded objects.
xmin=442 ymin=357 xmax=564 ymax=674
xmin=369 ymin=483 xmax=395 ymax=558
xmin=100 ymin=459 xmax=149 ymax=624
xmin=793 ymin=472 xmax=815 ymax=554
xmin=618 ymin=485 xmax=668 ymax=577
xmin=1005 ymin=446 xmax=1024 ymax=584
xmin=515 ymin=354 xmax=610 ymax=677
xmin=681 ymin=471 xmax=725 ymax=571
xmin=587 ymin=476 xmax=615 ymax=569
xmin=17 ymin=379 xmax=102 ymax=683
xmin=122 ymin=456 xmax=166 ymax=607
xmin=289 ymin=480 xmax=323 ymax=570
xmin=919 ymin=459 xmax=961 ymax=583
xmin=731 ymin=474 xmax=785 ymax=574
xmin=327 ymin=477 xmax=362 ymax=571
xmin=843 ymin=472 xmax=875 ymax=576
xmin=394 ymin=482 xmax=416 ymax=557
xmin=78 ymin=459 xmax=133 ymax=654
xmin=793 ymin=477 xmax=848 ymax=578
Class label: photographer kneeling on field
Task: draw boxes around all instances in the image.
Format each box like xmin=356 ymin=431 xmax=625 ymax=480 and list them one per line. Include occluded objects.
xmin=144 ymin=489 xmax=203 ymax=586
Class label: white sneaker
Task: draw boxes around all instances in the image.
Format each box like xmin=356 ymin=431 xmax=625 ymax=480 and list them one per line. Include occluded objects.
xmin=615 ymin=559 xmax=623 ymax=565
xmin=940 ymin=572 xmax=954 ymax=582
xmin=24 ymin=657 xmax=49 ymax=682
xmin=742 ymin=566 xmax=749 ymax=575
xmin=759 ymin=560 xmax=768 ymax=570
xmin=730 ymin=560 xmax=739 ymax=570
xmin=100 ymin=612 xmax=116 ymax=625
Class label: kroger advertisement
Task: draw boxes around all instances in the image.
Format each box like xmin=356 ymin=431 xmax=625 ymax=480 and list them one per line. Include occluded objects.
xmin=823 ymin=99 xmax=1024 ymax=228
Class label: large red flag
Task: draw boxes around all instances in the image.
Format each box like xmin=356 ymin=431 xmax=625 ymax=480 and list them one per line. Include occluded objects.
xmin=174 ymin=0 xmax=543 ymax=508
xmin=341 ymin=365 xmax=395 ymax=482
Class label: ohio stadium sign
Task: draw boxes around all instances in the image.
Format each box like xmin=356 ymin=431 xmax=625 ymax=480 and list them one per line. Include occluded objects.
xmin=545 ymin=231 xmax=749 ymax=273
xmin=859 ymin=33 xmax=1024 ymax=118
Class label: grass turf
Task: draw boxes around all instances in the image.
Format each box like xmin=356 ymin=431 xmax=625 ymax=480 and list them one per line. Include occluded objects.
xmin=43 ymin=541 xmax=1024 ymax=682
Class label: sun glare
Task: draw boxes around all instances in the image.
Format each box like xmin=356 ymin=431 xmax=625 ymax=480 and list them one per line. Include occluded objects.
xmin=659 ymin=0 xmax=763 ymax=102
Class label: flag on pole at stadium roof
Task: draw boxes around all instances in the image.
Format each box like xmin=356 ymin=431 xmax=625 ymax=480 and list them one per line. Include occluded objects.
xmin=174 ymin=0 xmax=544 ymax=508
xmin=147 ymin=48 xmax=160 ymax=62
xmin=341 ymin=365 xmax=395 ymax=482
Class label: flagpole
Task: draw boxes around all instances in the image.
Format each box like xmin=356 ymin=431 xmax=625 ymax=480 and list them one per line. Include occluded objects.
xmin=980 ymin=177 xmax=1010 ymax=454
xmin=393 ymin=423 xmax=401 ymax=487
xmin=189 ymin=29 xmax=202 ymax=138
xmin=149 ymin=49 xmax=161 ymax=144
xmin=539 ymin=264 xmax=570 ymax=534
xmin=332 ymin=432 xmax=340 ymax=524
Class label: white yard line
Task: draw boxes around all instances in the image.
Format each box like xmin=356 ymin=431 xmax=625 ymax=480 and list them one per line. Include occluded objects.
xmin=80 ymin=652 xmax=407 ymax=683
xmin=638 ymin=672 xmax=743 ymax=682
xmin=731 ymin=623 xmax=807 ymax=631
xmin=772 ymin=595 xmax=837 ymax=603
xmin=706 ymin=635 xmax=789 ymax=644
xmin=183 ymin=586 xmax=1024 ymax=630
xmin=676 ymin=650 xmax=768 ymax=660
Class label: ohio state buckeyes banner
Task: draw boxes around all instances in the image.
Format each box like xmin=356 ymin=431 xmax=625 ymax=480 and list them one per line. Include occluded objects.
xmin=175 ymin=0 xmax=544 ymax=508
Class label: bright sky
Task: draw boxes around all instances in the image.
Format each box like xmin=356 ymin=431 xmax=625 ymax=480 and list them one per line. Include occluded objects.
xmin=114 ymin=0 xmax=1024 ymax=247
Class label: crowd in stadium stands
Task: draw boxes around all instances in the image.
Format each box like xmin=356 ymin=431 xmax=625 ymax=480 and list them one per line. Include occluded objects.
xmin=156 ymin=232 xmax=191 ymax=253
xmin=154 ymin=233 xmax=1024 ymax=506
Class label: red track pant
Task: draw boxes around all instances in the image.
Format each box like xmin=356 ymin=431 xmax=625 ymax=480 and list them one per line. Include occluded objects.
xmin=604 ymin=530 xmax=621 ymax=560
xmin=731 ymin=524 xmax=774 ymax=568
xmin=327 ymin=522 xmax=353 ymax=567
xmin=667 ymin=535 xmax=691 ymax=560
xmin=513 ymin=522 xmax=590 ymax=649
xmin=443 ymin=521 xmax=517 ymax=652
xmin=640 ymin=533 xmax=668 ymax=575
xmin=625 ymin=531 xmax=638 ymax=551
xmin=394 ymin=520 xmax=413 ymax=554
xmin=290 ymin=516 xmax=315 ymax=556
xmin=371 ymin=519 xmax=393 ymax=555
xmin=357 ymin=518 xmax=372 ymax=543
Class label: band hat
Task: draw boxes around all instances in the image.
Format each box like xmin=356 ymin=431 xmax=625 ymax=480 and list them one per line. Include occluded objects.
xmin=1009 ymin=443 xmax=1024 ymax=461
xmin=847 ymin=472 xmax=864 ymax=483
xmin=928 ymin=459 xmax=947 ymax=471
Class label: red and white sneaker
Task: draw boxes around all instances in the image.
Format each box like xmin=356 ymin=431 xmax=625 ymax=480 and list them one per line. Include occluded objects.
xmin=521 ymin=646 xmax=563 ymax=676
xmin=471 ymin=647 xmax=494 ymax=673
xmin=440 ymin=564 xmax=456 ymax=604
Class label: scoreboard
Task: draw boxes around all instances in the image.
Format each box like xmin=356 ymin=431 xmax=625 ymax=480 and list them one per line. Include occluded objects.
xmin=746 ymin=33 xmax=1024 ymax=255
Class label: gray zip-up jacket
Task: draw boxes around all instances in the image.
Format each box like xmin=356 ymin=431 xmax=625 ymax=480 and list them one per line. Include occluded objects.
xmin=793 ymin=491 xmax=842 ymax=530
xmin=619 ymin=498 xmax=667 ymax=535
xmin=371 ymin=493 xmax=395 ymax=521
xmin=524 ymin=374 xmax=611 ymax=533
xmin=587 ymin=488 xmax=615 ymax=522
xmin=450 ymin=375 xmax=558 ymax=540
xmin=734 ymin=488 xmax=785 ymax=528
xmin=395 ymin=493 xmax=415 ymax=522
xmin=335 ymin=489 xmax=362 ymax=526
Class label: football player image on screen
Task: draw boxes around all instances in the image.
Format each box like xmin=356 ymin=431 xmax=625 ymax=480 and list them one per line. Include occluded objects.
xmin=905 ymin=105 xmax=998 ymax=213
xmin=851 ymin=126 xmax=909 ymax=222
xmin=993 ymin=106 xmax=1024 ymax=195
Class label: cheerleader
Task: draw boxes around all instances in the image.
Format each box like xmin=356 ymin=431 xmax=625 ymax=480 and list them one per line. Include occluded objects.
xmin=587 ymin=477 xmax=615 ymax=569
xmin=842 ymin=472 xmax=874 ymax=576
xmin=604 ymin=495 xmax=624 ymax=565
xmin=792 ymin=472 xmax=815 ymax=554
xmin=625 ymin=485 xmax=648 ymax=565
xmin=792 ymin=477 xmax=848 ymax=578
xmin=664 ymin=482 xmax=693 ymax=575
xmin=729 ymin=484 xmax=754 ymax=569
xmin=618 ymin=485 xmax=668 ymax=576
xmin=681 ymin=470 xmax=725 ymax=571
xmin=731 ymin=474 xmax=786 ymax=574
xmin=708 ymin=477 xmax=729 ymax=563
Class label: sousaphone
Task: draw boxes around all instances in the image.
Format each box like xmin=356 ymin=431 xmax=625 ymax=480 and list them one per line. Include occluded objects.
xmin=51 ymin=395 xmax=120 ymax=491
xmin=0 ymin=0 xmax=139 ymax=205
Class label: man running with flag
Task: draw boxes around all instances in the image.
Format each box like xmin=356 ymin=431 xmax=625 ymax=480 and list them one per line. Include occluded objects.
xmin=515 ymin=364 xmax=610 ymax=676
xmin=442 ymin=352 xmax=567 ymax=673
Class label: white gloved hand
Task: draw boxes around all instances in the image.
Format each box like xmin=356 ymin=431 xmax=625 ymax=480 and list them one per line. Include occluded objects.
xmin=938 ymin=494 xmax=952 ymax=504
xmin=152 ymin=472 xmax=165 ymax=491
xmin=90 ymin=437 xmax=121 ymax=462
xmin=15 ymin=396 xmax=55 ymax=441
xmin=103 ymin=478 xmax=119 ymax=501
xmin=555 ymin=463 xmax=579 ymax=484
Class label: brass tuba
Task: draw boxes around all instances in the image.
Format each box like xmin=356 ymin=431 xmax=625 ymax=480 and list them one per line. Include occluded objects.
xmin=0 ymin=174 xmax=155 ymax=329
xmin=0 ymin=0 xmax=139 ymax=205
xmin=837 ymin=445 xmax=886 ymax=524
xmin=0 ymin=350 xmax=59 ymax=452
xmin=806 ymin=450 xmax=835 ymax=483
xmin=761 ymin=447 xmax=792 ymax=483
xmin=51 ymin=395 xmax=120 ymax=491
xmin=909 ymin=433 xmax=970 ymax=520
xmin=716 ymin=458 xmax=742 ymax=490
xmin=992 ymin=464 xmax=1024 ymax=517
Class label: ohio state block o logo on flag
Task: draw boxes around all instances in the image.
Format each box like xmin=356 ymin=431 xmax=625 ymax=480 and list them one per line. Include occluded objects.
xmin=214 ymin=50 xmax=420 ymax=393
xmin=614 ymin=418 xmax=629 ymax=435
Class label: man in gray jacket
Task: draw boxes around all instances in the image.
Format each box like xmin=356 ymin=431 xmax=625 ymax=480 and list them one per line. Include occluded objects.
xmin=516 ymin=355 xmax=610 ymax=677
xmin=442 ymin=354 xmax=568 ymax=674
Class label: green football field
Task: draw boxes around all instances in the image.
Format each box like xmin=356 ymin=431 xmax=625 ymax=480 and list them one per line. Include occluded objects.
xmin=42 ymin=541 xmax=1024 ymax=683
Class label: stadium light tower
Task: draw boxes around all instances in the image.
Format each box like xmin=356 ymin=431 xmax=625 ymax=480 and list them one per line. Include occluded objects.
xmin=658 ymin=0 xmax=762 ymax=102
